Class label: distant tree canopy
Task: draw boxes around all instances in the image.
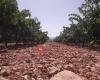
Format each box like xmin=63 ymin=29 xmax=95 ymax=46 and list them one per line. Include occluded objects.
xmin=54 ymin=0 xmax=100 ymax=46
xmin=0 ymin=0 xmax=49 ymax=47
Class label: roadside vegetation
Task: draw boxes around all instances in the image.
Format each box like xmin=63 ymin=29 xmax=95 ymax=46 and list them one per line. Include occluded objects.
xmin=54 ymin=0 xmax=100 ymax=47
xmin=0 ymin=0 xmax=49 ymax=47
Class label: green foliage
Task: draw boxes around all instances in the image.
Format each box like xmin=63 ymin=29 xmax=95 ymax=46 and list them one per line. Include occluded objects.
xmin=0 ymin=0 xmax=49 ymax=47
xmin=55 ymin=0 xmax=100 ymax=46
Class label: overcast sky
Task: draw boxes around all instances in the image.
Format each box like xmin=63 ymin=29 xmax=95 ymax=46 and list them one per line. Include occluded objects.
xmin=17 ymin=0 xmax=84 ymax=38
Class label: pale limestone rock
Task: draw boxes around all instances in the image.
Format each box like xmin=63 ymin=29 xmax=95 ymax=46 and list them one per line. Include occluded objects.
xmin=0 ymin=76 xmax=9 ymax=80
xmin=37 ymin=78 xmax=43 ymax=80
xmin=48 ymin=66 xmax=60 ymax=75
xmin=50 ymin=70 xmax=86 ymax=80
xmin=95 ymin=62 xmax=100 ymax=68
xmin=23 ymin=75 xmax=30 ymax=80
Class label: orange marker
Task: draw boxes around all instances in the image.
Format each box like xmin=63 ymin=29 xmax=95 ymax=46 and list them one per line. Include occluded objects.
xmin=36 ymin=45 xmax=45 ymax=56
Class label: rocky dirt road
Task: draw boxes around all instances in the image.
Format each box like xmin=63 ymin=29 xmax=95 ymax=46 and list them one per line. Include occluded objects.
xmin=0 ymin=42 xmax=100 ymax=80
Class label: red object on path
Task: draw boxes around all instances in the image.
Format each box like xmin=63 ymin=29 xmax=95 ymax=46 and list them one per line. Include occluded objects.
xmin=36 ymin=44 xmax=46 ymax=56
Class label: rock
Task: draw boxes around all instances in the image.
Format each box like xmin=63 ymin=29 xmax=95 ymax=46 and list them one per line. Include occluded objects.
xmin=23 ymin=75 xmax=31 ymax=80
xmin=91 ymin=67 xmax=95 ymax=72
xmin=16 ymin=72 xmax=21 ymax=75
xmin=25 ymin=59 xmax=31 ymax=63
xmin=48 ymin=66 xmax=60 ymax=75
xmin=31 ymin=54 xmax=35 ymax=57
xmin=0 ymin=76 xmax=9 ymax=80
xmin=31 ymin=78 xmax=35 ymax=80
xmin=64 ymin=64 xmax=68 ymax=69
xmin=12 ymin=67 xmax=18 ymax=71
xmin=0 ymin=69 xmax=11 ymax=77
xmin=37 ymin=78 xmax=43 ymax=80
xmin=50 ymin=70 xmax=86 ymax=80
xmin=95 ymin=62 xmax=100 ymax=68
xmin=0 ymin=67 xmax=2 ymax=71
xmin=37 ymin=64 xmax=43 ymax=68
xmin=64 ymin=64 xmax=74 ymax=71
xmin=1 ymin=42 xmax=100 ymax=80
xmin=49 ymin=58 xmax=55 ymax=61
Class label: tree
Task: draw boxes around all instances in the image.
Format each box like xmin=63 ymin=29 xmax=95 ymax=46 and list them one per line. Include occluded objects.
xmin=55 ymin=0 xmax=100 ymax=46
xmin=0 ymin=0 xmax=18 ymax=47
xmin=0 ymin=0 xmax=49 ymax=47
xmin=79 ymin=0 xmax=100 ymax=45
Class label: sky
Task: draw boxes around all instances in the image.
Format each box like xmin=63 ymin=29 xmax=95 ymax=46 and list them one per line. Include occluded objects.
xmin=17 ymin=0 xmax=84 ymax=38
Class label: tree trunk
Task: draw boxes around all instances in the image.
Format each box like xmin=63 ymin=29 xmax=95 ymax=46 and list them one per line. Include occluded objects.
xmin=5 ymin=41 xmax=7 ymax=47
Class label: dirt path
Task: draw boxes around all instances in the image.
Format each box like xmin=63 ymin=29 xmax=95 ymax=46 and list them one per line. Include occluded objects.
xmin=0 ymin=42 xmax=100 ymax=80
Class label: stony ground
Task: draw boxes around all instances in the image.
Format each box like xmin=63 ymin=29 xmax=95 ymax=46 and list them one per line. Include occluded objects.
xmin=0 ymin=42 xmax=100 ymax=80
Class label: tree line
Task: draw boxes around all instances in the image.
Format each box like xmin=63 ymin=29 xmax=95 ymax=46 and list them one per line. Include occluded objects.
xmin=55 ymin=0 xmax=100 ymax=47
xmin=0 ymin=0 xmax=49 ymax=47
